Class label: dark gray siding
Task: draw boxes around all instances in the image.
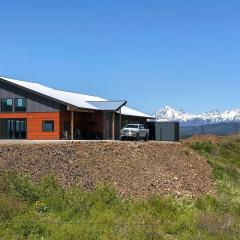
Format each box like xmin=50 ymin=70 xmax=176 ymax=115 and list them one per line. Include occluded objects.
xmin=0 ymin=81 xmax=66 ymax=112
xmin=148 ymin=122 xmax=179 ymax=141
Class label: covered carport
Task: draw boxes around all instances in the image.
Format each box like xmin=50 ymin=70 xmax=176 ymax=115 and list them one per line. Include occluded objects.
xmin=60 ymin=101 xmax=127 ymax=140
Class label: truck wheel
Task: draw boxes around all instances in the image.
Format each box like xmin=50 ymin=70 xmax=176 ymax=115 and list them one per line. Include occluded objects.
xmin=135 ymin=135 xmax=140 ymax=141
xmin=144 ymin=135 xmax=149 ymax=141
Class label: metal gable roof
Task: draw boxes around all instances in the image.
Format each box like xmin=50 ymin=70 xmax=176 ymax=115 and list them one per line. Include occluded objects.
xmin=0 ymin=76 xmax=152 ymax=118
xmin=0 ymin=77 xmax=97 ymax=110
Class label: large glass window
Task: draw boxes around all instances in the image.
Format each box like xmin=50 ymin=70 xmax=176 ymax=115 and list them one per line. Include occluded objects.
xmin=1 ymin=98 xmax=13 ymax=112
xmin=42 ymin=120 xmax=54 ymax=132
xmin=15 ymin=98 xmax=26 ymax=112
xmin=0 ymin=119 xmax=27 ymax=139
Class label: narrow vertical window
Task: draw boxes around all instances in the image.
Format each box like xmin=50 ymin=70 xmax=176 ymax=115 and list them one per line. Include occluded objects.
xmin=15 ymin=98 xmax=26 ymax=112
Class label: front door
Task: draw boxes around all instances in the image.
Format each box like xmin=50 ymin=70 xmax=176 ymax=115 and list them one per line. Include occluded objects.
xmin=0 ymin=119 xmax=27 ymax=139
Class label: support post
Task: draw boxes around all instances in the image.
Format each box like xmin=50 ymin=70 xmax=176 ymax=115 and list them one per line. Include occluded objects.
xmin=112 ymin=111 xmax=115 ymax=140
xmin=71 ymin=111 xmax=74 ymax=140
xmin=119 ymin=108 xmax=122 ymax=140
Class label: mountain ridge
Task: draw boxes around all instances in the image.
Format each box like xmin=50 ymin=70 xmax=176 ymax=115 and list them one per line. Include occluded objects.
xmin=154 ymin=106 xmax=240 ymax=126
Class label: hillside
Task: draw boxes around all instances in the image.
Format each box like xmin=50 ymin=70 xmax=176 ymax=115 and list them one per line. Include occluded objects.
xmin=0 ymin=141 xmax=213 ymax=198
xmin=1 ymin=137 xmax=240 ymax=239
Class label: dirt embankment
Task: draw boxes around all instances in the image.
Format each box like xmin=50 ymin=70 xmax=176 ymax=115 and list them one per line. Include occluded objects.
xmin=182 ymin=134 xmax=240 ymax=145
xmin=182 ymin=134 xmax=222 ymax=145
xmin=0 ymin=141 xmax=214 ymax=198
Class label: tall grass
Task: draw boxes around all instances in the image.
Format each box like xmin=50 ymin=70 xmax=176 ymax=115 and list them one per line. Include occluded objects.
xmin=0 ymin=137 xmax=240 ymax=239
xmin=191 ymin=138 xmax=240 ymax=216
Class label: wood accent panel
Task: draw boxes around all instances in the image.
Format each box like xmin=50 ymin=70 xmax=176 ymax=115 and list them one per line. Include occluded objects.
xmin=60 ymin=111 xmax=104 ymax=139
xmin=0 ymin=112 xmax=60 ymax=140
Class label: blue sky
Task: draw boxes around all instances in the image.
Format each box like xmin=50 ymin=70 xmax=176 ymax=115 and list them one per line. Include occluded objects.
xmin=0 ymin=0 xmax=240 ymax=114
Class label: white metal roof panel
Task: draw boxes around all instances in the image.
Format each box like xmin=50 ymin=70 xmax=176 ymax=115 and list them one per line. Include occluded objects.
xmin=121 ymin=106 xmax=152 ymax=118
xmin=87 ymin=101 xmax=126 ymax=111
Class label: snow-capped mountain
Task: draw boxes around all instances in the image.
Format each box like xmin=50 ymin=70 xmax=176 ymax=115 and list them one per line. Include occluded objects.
xmin=154 ymin=106 xmax=240 ymax=126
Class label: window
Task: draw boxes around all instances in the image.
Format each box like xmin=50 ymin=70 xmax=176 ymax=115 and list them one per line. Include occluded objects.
xmin=42 ymin=120 xmax=54 ymax=132
xmin=1 ymin=98 xmax=13 ymax=112
xmin=15 ymin=98 xmax=26 ymax=112
xmin=124 ymin=124 xmax=139 ymax=129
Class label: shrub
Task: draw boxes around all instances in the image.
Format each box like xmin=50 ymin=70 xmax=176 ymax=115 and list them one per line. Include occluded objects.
xmin=90 ymin=184 xmax=119 ymax=208
xmin=0 ymin=172 xmax=38 ymax=202
xmin=63 ymin=188 xmax=92 ymax=220
xmin=0 ymin=194 xmax=25 ymax=221
xmin=13 ymin=215 xmax=49 ymax=239
xmin=37 ymin=174 xmax=67 ymax=212
xmin=190 ymin=141 xmax=214 ymax=154
xmin=194 ymin=195 xmax=219 ymax=212
xmin=197 ymin=212 xmax=238 ymax=238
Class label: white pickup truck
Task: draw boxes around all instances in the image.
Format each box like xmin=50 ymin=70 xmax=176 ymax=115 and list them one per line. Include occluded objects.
xmin=120 ymin=124 xmax=149 ymax=141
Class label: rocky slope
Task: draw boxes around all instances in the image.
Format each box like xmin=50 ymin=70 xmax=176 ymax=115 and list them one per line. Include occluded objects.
xmin=0 ymin=141 xmax=213 ymax=198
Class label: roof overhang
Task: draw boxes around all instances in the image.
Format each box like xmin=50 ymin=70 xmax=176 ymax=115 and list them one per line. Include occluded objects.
xmin=86 ymin=100 xmax=127 ymax=111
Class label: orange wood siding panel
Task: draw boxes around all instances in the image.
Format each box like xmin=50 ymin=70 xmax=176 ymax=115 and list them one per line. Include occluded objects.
xmin=0 ymin=112 xmax=60 ymax=140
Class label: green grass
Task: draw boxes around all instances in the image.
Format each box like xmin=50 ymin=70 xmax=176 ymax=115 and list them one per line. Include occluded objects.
xmin=0 ymin=137 xmax=240 ymax=239
xmin=191 ymin=138 xmax=240 ymax=217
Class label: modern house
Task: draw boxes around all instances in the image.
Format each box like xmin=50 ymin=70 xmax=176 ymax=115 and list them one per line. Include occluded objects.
xmin=0 ymin=77 xmax=152 ymax=140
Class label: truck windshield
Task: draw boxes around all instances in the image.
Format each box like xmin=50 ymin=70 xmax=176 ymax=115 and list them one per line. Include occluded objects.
xmin=124 ymin=125 xmax=139 ymax=128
